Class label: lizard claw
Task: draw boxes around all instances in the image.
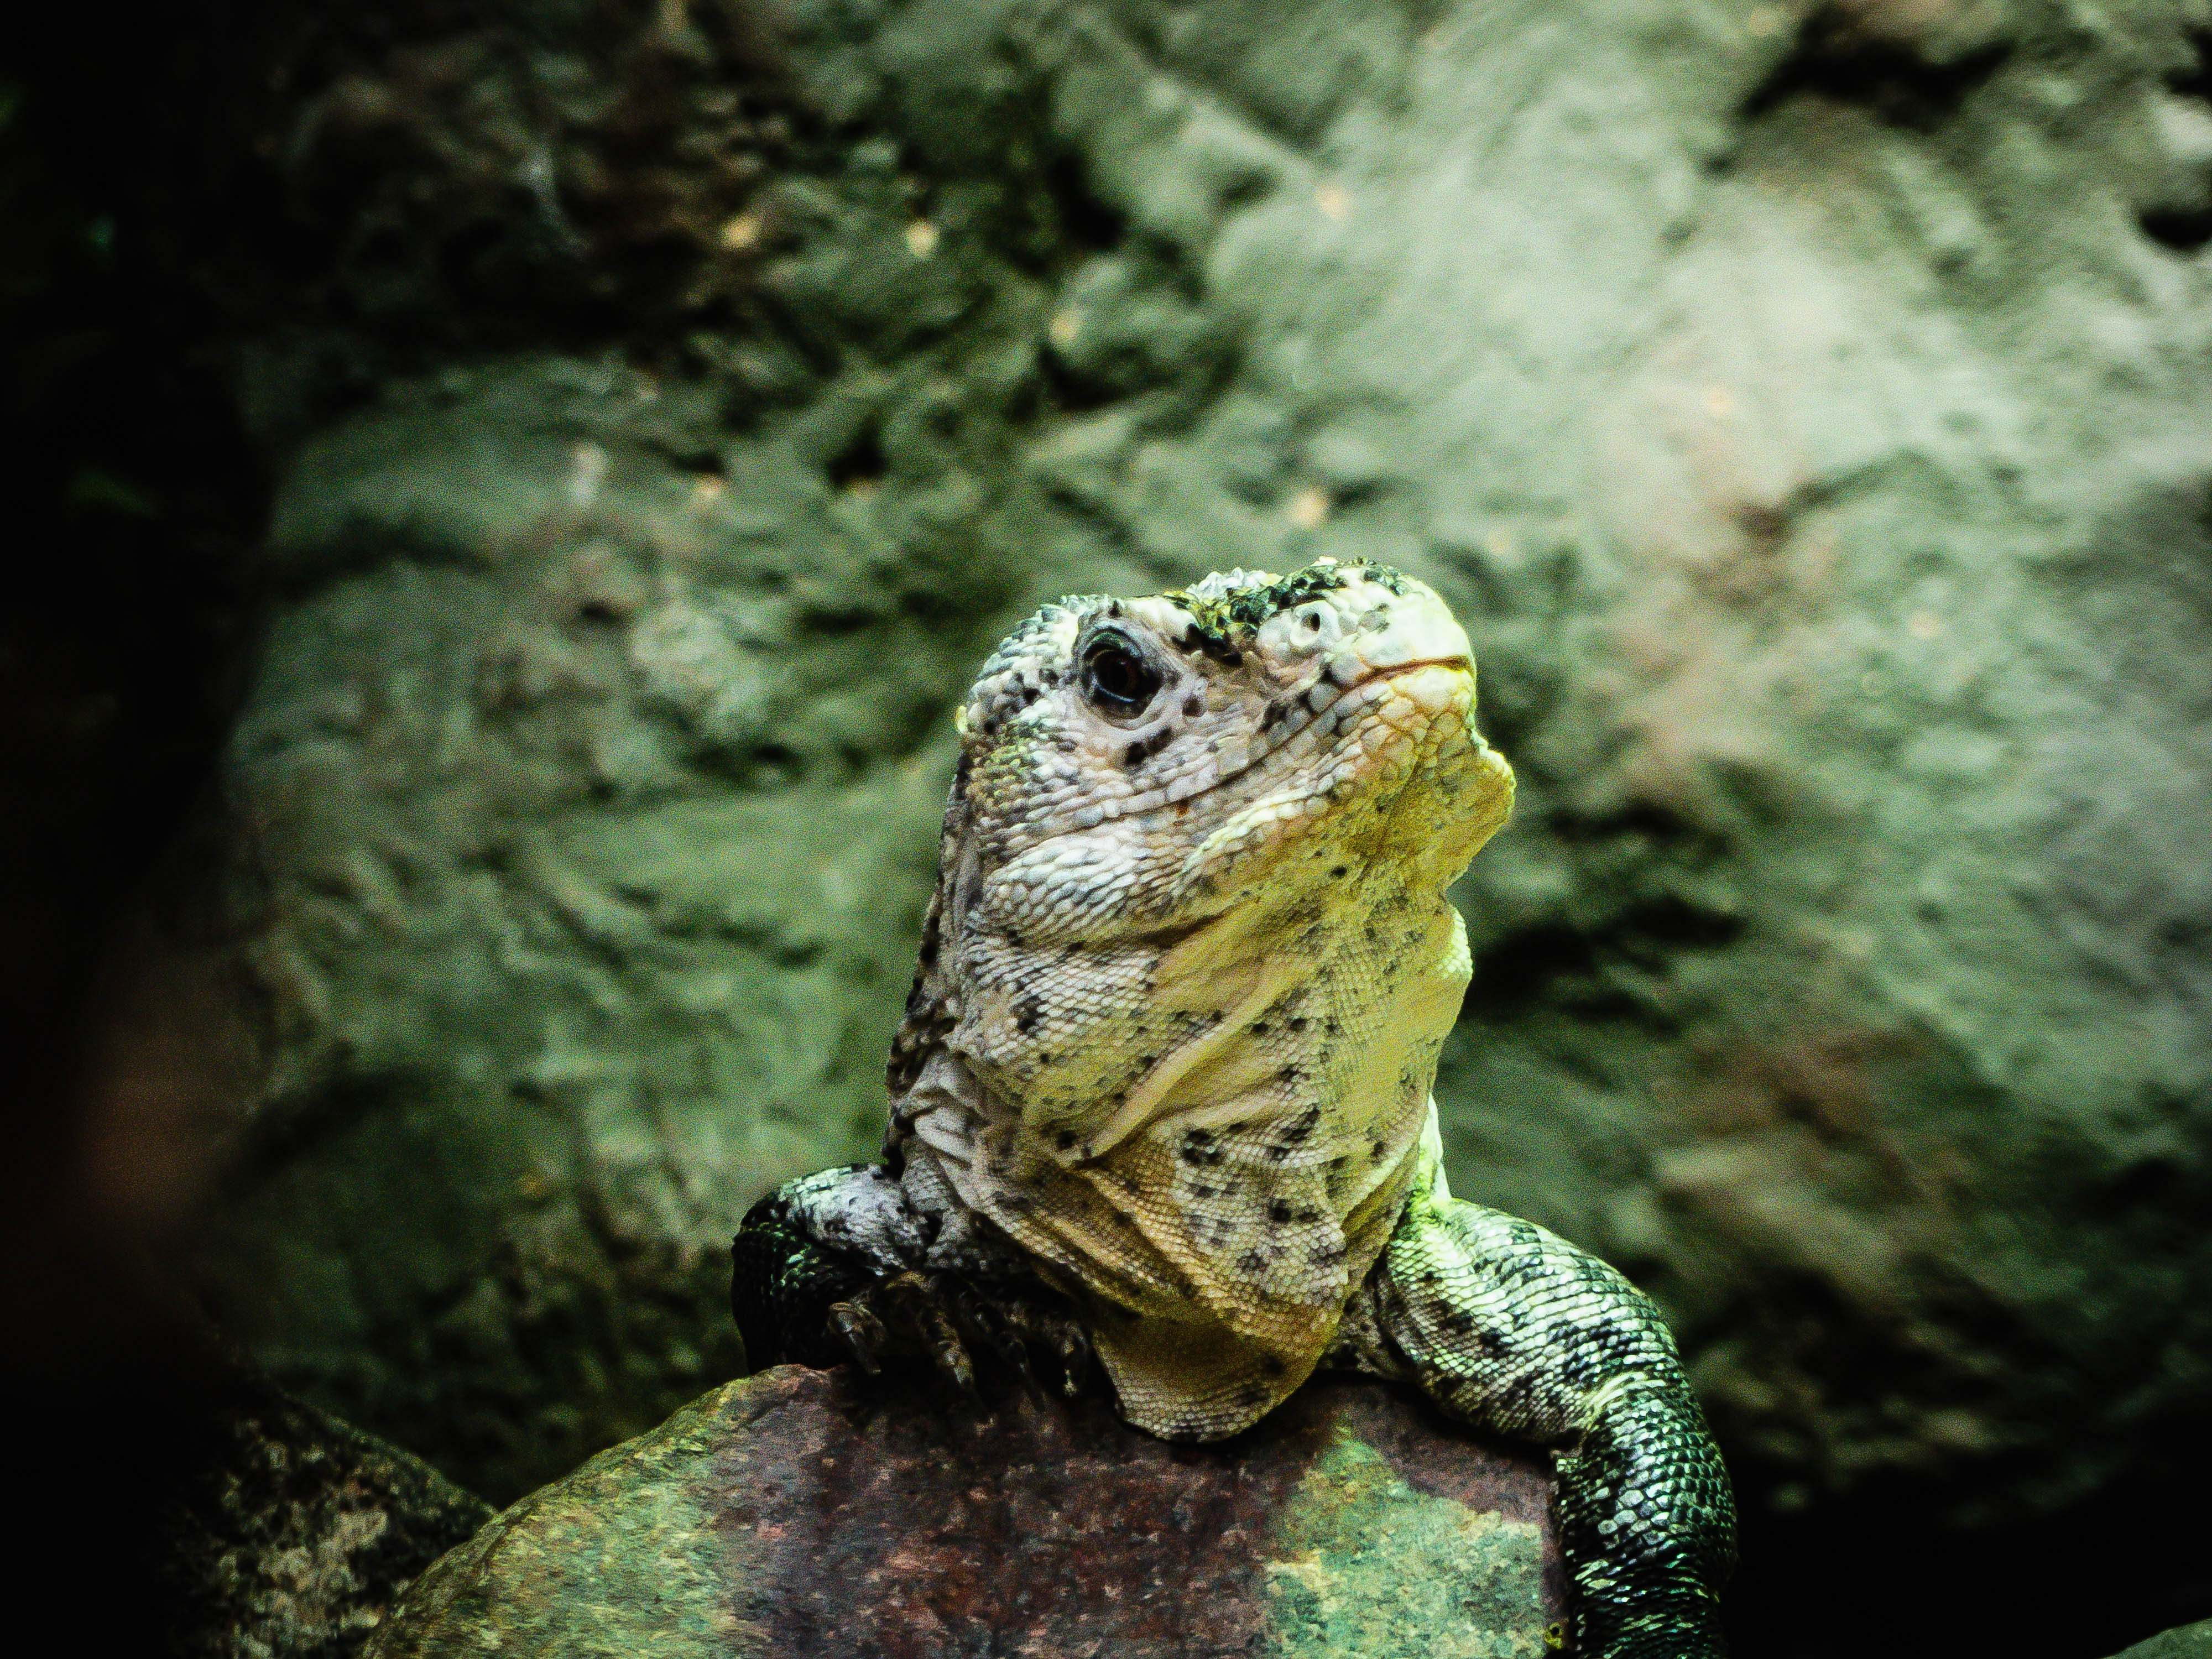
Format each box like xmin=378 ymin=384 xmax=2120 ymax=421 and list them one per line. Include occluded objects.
xmin=932 ymin=1327 xmax=980 ymax=1397
xmin=1001 ymin=1297 xmax=1092 ymax=1399
xmin=827 ymin=1297 xmax=891 ymax=1375
xmin=883 ymin=1271 xmax=980 ymax=1396
xmin=1055 ymin=1320 xmax=1092 ymax=1399
xmin=822 ymin=1270 xmax=1091 ymax=1406
xmin=823 ymin=1271 xmax=975 ymax=1395
xmin=946 ymin=1280 xmax=1037 ymax=1396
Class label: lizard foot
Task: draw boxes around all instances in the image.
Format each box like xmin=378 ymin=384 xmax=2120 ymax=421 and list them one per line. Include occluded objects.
xmin=830 ymin=1271 xmax=978 ymax=1395
xmin=826 ymin=1271 xmax=1092 ymax=1401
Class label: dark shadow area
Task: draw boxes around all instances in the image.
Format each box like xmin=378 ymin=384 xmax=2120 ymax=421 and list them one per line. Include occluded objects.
xmin=1741 ymin=6 xmax=2013 ymax=131
xmin=0 ymin=8 xmax=268 ymax=1644
xmin=2141 ymin=30 xmax=2212 ymax=253
xmin=1729 ymin=1447 xmax=2212 ymax=1659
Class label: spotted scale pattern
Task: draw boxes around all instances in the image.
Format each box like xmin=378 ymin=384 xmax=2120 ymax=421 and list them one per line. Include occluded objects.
xmin=733 ymin=560 xmax=1733 ymax=1657
xmin=1335 ymin=1136 xmax=1737 ymax=1655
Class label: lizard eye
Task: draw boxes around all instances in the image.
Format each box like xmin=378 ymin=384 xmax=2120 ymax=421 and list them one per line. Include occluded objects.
xmin=1079 ymin=632 xmax=1164 ymax=718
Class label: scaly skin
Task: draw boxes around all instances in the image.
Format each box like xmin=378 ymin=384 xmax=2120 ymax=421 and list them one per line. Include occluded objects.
xmin=733 ymin=560 xmax=1734 ymax=1655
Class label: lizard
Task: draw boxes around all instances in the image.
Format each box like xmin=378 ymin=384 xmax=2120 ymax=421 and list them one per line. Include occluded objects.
xmin=732 ymin=558 xmax=1735 ymax=1657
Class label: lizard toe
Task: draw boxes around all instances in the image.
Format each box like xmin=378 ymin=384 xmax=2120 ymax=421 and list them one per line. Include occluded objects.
xmin=1054 ymin=1320 xmax=1093 ymax=1399
xmin=827 ymin=1298 xmax=891 ymax=1375
xmin=946 ymin=1280 xmax=1037 ymax=1394
xmin=883 ymin=1271 xmax=980 ymax=1397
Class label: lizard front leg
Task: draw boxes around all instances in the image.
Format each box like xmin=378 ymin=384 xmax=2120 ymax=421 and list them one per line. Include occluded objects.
xmin=731 ymin=1165 xmax=889 ymax=1371
xmin=732 ymin=1162 xmax=1091 ymax=1394
xmin=1337 ymin=1169 xmax=1736 ymax=1657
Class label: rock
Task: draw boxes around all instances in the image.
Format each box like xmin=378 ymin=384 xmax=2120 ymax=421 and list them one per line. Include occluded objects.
xmin=2110 ymin=1622 xmax=2212 ymax=1659
xmin=368 ymin=1368 xmax=1564 ymax=1659
xmin=161 ymin=1366 xmax=493 ymax=1659
xmin=75 ymin=0 xmax=2212 ymax=1652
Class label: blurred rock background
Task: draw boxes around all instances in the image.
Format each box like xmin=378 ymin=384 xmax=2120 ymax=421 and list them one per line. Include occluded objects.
xmin=4 ymin=2 xmax=2210 ymax=1655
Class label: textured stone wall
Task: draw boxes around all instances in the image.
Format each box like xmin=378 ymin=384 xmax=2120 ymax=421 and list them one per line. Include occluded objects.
xmin=119 ymin=2 xmax=2212 ymax=1653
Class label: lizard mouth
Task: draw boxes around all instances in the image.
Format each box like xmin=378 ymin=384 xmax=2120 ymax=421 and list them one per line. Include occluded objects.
xmin=1340 ymin=654 xmax=1473 ymax=693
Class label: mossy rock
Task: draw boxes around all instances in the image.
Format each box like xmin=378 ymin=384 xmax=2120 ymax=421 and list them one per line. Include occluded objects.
xmin=161 ymin=1366 xmax=493 ymax=1659
xmin=2110 ymin=1622 xmax=2212 ymax=1659
xmin=370 ymin=1368 xmax=1564 ymax=1659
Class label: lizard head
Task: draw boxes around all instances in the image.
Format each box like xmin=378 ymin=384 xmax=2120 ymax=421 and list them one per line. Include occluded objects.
xmin=944 ymin=558 xmax=1513 ymax=941
xmin=891 ymin=558 xmax=1513 ymax=1113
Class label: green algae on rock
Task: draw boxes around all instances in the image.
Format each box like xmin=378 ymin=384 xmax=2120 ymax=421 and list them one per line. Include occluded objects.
xmin=1264 ymin=1431 xmax=1555 ymax=1659
xmin=367 ymin=1367 xmax=1563 ymax=1659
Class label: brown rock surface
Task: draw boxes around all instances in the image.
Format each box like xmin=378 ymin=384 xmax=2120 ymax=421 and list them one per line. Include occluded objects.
xmin=372 ymin=1366 xmax=1566 ymax=1659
